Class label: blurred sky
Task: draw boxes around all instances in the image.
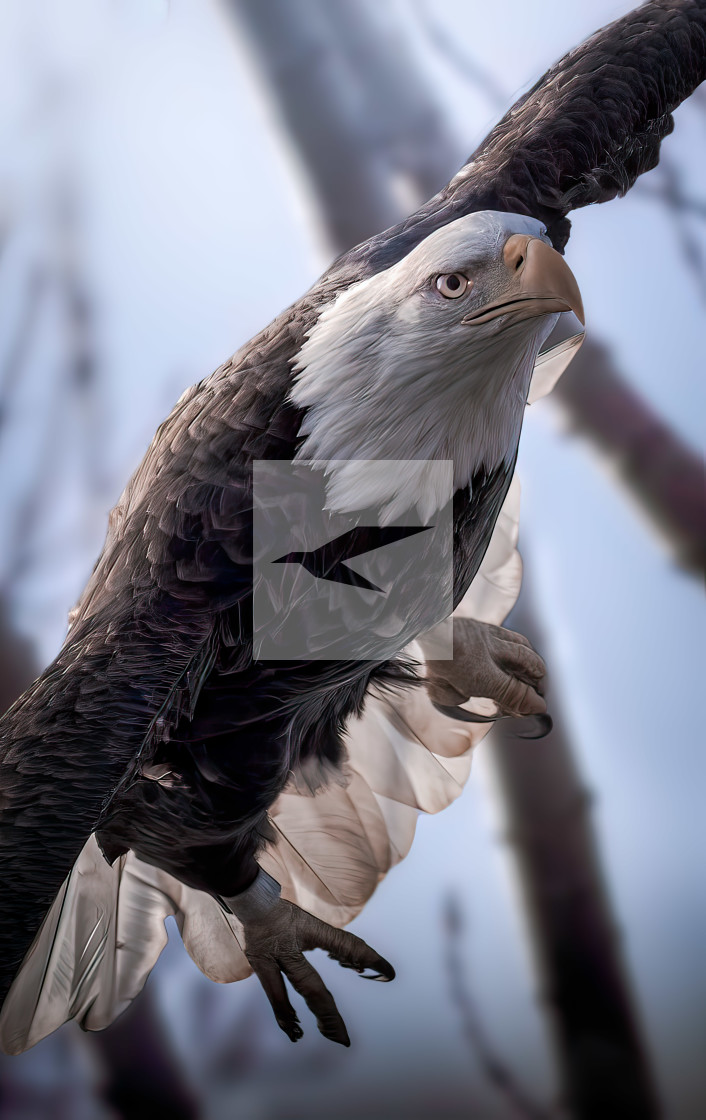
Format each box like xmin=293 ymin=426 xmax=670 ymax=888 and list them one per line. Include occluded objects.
xmin=0 ymin=2 xmax=704 ymax=1118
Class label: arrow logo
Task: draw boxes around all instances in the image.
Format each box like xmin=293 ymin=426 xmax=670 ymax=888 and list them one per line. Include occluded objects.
xmin=273 ymin=525 xmax=431 ymax=593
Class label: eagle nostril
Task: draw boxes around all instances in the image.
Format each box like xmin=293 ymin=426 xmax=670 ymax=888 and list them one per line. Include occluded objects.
xmin=503 ymin=233 xmax=530 ymax=275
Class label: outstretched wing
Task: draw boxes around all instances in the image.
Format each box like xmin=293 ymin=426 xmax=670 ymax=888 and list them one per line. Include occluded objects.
xmin=0 ymin=335 xmax=300 ymax=1004
xmin=319 ymin=0 xmax=706 ymax=283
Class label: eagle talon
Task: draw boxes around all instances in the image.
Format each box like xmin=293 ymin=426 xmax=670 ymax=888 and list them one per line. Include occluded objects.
xmin=225 ymin=869 xmax=395 ymax=1044
xmin=431 ymin=701 xmax=553 ymax=739
xmin=424 ymin=618 xmax=548 ymax=723
xmin=282 ymin=1019 xmax=303 ymax=1042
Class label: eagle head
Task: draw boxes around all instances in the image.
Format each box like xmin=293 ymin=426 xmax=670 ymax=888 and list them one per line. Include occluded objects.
xmin=291 ymin=211 xmax=583 ymax=523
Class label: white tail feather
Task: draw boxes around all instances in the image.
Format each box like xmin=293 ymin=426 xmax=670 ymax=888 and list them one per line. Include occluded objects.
xmin=0 ymin=838 xmax=174 ymax=1053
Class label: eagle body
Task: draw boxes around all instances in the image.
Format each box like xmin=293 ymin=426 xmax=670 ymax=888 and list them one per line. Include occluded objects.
xmin=0 ymin=210 xmax=580 ymax=1031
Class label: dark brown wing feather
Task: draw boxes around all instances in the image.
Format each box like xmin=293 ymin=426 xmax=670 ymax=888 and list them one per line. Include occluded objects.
xmin=322 ymin=0 xmax=706 ymax=275
xmin=0 ymin=325 xmax=302 ymax=1000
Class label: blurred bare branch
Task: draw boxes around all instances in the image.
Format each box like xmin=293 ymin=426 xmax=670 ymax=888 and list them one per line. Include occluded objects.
xmin=0 ymin=173 xmax=106 ymax=594
xmin=0 ymin=268 xmax=45 ymax=430
xmin=443 ymin=894 xmax=562 ymax=1120
xmin=2 ymin=381 xmax=65 ymax=593
xmin=636 ymin=178 xmax=706 ymax=221
xmin=649 ymin=153 xmax=706 ymax=304
xmin=0 ymin=267 xmax=46 ymax=428
xmin=495 ymin=586 xmax=662 ymax=1119
xmin=54 ymin=173 xmax=115 ymax=525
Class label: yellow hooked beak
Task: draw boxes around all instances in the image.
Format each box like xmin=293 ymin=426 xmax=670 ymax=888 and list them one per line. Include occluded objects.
xmin=462 ymin=234 xmax=585 ymax=326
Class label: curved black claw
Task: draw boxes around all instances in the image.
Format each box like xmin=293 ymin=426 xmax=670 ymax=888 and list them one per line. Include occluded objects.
xmin=516 ymin=712 xmax=553 ymax=739
xmin=431 ymin=702 xmax=500 ymax=724
xmin=284 ymin=1020 xmax=304 ymax=1042
xmin=336 ymin=957 xmax=395 ymax=982
xmin=432 ymin=702 xmax=553 ymax=739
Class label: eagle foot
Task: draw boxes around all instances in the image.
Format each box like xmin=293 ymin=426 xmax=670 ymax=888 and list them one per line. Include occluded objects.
xmin=424 ymin=618 xmax=548 ymax=725
xmin=224 ymin=869 xmax=394 ymax=1046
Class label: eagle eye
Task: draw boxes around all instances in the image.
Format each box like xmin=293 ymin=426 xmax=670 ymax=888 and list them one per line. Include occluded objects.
xmin=435 ymin=272 xmax=470 ymax=299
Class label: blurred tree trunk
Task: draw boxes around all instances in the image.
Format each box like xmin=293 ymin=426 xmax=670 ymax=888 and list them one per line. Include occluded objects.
xmin=497 ymin=584 xmax=659 ymax=1118
xmin=90 ymin=994 xmax=199 ymax=1120
xmin=228 ymin=0 xmax=462 ymax=253
xmin=550 ymin=334 xmax=706 ymax=576
xmin=225 ymin=1 xmax=679 ymax=1116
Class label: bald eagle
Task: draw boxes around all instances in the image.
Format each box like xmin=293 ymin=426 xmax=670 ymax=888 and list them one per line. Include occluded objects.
xmin=0 ymin=0 xmax=703 ymax=1054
